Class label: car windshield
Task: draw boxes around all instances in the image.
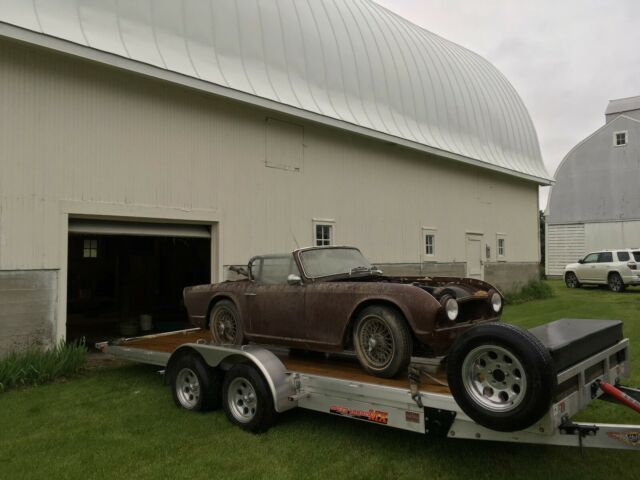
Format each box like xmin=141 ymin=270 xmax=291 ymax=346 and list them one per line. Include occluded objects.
xmin=251 ymin=255 xmax=300 ymax=284
xmin=634 ymin=252 xmax=640 ymax=262
xmin=299 ymin=248 xmax=372 ymax=278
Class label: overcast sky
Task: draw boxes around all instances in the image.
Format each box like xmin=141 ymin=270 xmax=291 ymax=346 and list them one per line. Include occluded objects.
xmin=375 ymin=0 xmax=640 ymax=208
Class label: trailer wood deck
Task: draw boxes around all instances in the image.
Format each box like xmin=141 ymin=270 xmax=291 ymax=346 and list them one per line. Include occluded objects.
xmin=116 ymin=329 xmax=450 ymax=395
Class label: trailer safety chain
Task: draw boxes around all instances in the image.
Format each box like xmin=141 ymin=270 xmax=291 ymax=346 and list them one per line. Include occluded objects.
xmin=408 ymin=365 xmax=449 ymax=408
xmin=408 ymin=365 xmax=424 ymax=408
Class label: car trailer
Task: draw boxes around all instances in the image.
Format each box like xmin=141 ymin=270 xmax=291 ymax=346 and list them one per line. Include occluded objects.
xmin=96 ymin=318 xmax=640 ymax=451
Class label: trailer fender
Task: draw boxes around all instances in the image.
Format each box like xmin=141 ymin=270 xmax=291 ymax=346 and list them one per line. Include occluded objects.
xmin=167 ymin=344 xmax=296 ymax=413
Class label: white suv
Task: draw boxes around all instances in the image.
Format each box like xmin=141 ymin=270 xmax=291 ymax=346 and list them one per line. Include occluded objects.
xmin=564 ymin=249 xmax=640 ymax=292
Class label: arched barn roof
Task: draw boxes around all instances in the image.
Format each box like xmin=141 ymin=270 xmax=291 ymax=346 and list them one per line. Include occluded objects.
xmin=0 ymin=0 xmax=551 ymax=183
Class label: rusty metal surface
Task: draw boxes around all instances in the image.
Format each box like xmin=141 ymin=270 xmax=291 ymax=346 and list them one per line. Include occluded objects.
xmin=184 ymin=248 xmax=502 ymax=357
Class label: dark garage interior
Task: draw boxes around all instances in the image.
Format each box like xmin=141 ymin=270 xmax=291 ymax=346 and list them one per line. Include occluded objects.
xmin=67 ymin=233 xmax=211 ymax=343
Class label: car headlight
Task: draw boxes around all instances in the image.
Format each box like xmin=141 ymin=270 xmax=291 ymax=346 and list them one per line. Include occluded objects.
xmin=489 ymin=291 xmax=502 ymax=313
xmin=443 ymin=297 xmax=459 ymax=321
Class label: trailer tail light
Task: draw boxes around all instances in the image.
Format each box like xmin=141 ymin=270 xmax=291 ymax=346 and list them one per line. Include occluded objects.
xmin=627 ymin=262 xmax=637 ymax=270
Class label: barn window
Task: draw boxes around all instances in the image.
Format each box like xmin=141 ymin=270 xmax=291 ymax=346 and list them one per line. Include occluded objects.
xmin=425 ymin=234 xmax=435 ymax=256
xmin=313 ymin=221 xmax=334 ymax=246
xmin=83 ymin=239 xmax=98 ymax=258
xmin=614 ymin=131 xmax=627 ymax=147
xmin=496 ymin=234 xmax=507 ymax=259
xmin=421 ymin=228 xmax=437 ymax=261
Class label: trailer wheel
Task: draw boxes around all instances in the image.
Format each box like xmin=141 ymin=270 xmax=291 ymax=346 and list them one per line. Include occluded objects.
xmin=210 ymin=300 xmax=244 ymax=345
xmin=222 ymin=364 xmax=276 ymax=433
xmin=169 ymin=352 xmax=222 ymax=412
xmin=446 ymin=323 xmax=555 ymax=432
xmin=353 ymin=305 xmax=412 ymax=378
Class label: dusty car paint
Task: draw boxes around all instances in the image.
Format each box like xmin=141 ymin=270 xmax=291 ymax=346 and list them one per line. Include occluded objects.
xmin=183 ymin=247 xmax=502 ymax=356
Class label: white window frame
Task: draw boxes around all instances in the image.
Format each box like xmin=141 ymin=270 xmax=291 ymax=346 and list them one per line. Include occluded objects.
xmin=496 ymin=233 xmax=507 ymax=260
xmin=312 ymin=219 xmax=335 ymax=247
xmin=613 ymin=130 xmax=628 ymax=147
xmin=421 ymin=228 xmax=437 ymax=262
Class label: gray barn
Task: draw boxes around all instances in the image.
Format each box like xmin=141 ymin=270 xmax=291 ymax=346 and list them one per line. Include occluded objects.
xmin=546 ymin=96 xmax=640 ymax=276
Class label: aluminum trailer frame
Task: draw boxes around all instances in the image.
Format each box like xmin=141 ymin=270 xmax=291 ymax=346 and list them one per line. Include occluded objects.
xmin=97 ymin=328 xmax=640 ymax=451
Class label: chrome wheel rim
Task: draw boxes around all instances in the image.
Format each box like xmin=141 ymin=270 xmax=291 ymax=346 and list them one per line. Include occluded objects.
xmin=176 ymin=367 xmax=200 ymax=409
xmin=566 ymin=274 xmax=577 ymax=288
xmin=610 ymin=275 xmax=622 ymax=291
xmin=357 ymin=316 xmax=395 ymax=368
xmin=462 ymin=345 xmax=527 ymax=412
xmin=212 ymin=307 xmax=238 ymax=343
xmin=227 ymin=377 xmax=257 ymax=423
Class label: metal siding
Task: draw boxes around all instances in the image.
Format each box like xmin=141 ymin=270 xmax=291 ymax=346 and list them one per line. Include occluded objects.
xmin=545 ymin=224 xmax=585 ymax=276
xmin=547 ymin=115 xmax=640 ymax=225
xmin=0 ymin=39 xmax=540 ymax=272
xmin=605 ymin=95 xmax=640 ymax=116
xmin=584 ymin=221 xmax=640 ymax=252
xmin=0 ymin=0 xmax=549 ymax=182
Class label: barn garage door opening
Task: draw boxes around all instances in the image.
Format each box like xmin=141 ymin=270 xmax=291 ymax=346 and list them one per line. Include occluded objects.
xmin=66 ymin=220 xmax=211 ymax=344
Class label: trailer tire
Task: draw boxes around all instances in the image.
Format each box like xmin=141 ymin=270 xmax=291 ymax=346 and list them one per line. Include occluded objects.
xmin=222 ymin=364 xmax=276 ymax=433
xmin=169 ymin=352 xmax=222 ymax=412
xmin=446 ymin=323 xmax=556 ymax=432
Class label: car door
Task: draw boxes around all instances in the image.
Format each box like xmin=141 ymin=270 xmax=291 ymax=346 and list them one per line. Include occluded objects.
xmin=244 ymin=255 xmax=306 ymax=345
xmin=595 ymin=252 xmax=613 ymax=283
xmin=576 ymin=252 xmax=599 ymax=282
xmin=303 ymin=281 xmax=356 ymax=347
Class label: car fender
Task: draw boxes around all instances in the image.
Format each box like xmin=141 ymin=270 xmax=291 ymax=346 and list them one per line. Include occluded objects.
xmin=345 ymin=287 xmax=441 ymax=342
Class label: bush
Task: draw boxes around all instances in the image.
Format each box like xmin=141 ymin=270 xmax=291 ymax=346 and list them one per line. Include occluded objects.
xmin=0 ymin=340 xmax=87 ymax=392
xmin=504 ymin=279 xmax=554 ymax=305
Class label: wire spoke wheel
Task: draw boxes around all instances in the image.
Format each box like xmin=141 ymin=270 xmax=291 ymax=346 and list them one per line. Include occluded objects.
xmin=357 ymin=315 xmax=396 ymax=368
xmin=175 ymin=367 xmax=201 ymax=409
xmin=227 ymin=377 xmax=258 ymax=423
xmin=461 ymin=345 xmax=527 ymax=413
xmin=212 ymin=307 xmax=238 ymax=343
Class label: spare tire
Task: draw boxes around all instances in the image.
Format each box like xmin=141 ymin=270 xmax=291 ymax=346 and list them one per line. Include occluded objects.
xmin=446 ymin=323 xmax=556 ymax=432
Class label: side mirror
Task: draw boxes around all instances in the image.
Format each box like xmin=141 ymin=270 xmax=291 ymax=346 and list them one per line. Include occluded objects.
xmin=287 ymin=274 xmax=303 ymax=286
xmin=578 ymin=259 xmax=584 ymax=264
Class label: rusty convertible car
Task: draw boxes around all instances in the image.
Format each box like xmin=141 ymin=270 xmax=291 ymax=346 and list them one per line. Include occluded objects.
xmin=183 ymin=246 xmax=503 ymax=378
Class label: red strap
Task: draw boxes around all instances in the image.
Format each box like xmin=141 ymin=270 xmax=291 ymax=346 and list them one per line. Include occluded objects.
xmin=599 ymin=382 xmax=640 ymax=414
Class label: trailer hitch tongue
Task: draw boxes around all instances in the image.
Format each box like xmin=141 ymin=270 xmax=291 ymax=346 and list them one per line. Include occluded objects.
xmin=598 ymin=381 xmax=640 ymax=414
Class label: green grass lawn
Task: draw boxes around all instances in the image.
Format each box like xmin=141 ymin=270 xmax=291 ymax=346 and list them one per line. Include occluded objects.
xmin=1 ymin=281 xmax=639 ymax=480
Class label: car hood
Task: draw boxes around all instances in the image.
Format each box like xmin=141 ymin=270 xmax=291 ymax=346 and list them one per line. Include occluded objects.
xmin=329 ymin=274 xmax=498 ymax=301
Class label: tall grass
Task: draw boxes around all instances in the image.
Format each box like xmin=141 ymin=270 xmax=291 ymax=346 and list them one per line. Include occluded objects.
xmin=504 ymin=279 xmax=554 ymax=305
xmin=0 ymin=340 xmax=87 ymax=392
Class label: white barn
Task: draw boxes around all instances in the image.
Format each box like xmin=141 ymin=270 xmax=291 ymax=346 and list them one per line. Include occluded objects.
xmin=546 ymin=96 xmax=640 ymax=276
xmin=0 ymin=0 xmax=550 ymax=351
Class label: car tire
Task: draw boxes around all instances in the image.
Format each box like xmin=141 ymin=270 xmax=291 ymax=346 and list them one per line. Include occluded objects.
xmin=222 ymin=364 xmax=276 ymax=433
xmin=169 ymin=352 xmax=222 ymax=412
xmin=353 ymin=305 xmax=412 ymax=378
xmin=446 ymin=323 xmax=556 ymax=432
xmin=608 ymin=272 xmax=626 ymax=293
xmin=564 ymin=272 xmax=580 ymax=289
xmin=209 ymin=300 xmax=245 ymax=345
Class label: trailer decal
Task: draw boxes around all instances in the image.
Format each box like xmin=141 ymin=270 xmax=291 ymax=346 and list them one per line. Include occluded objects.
xmin=607 ymin=431 xmax=640 ymax=448
xmin=405 ymin=411 xmax=420 ymax=423
xmin=330 ymin=406 xmax=389 ymax=425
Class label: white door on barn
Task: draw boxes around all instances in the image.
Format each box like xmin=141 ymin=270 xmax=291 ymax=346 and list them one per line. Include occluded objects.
xmin=465 ymin=234 xmax=484 ymax=280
